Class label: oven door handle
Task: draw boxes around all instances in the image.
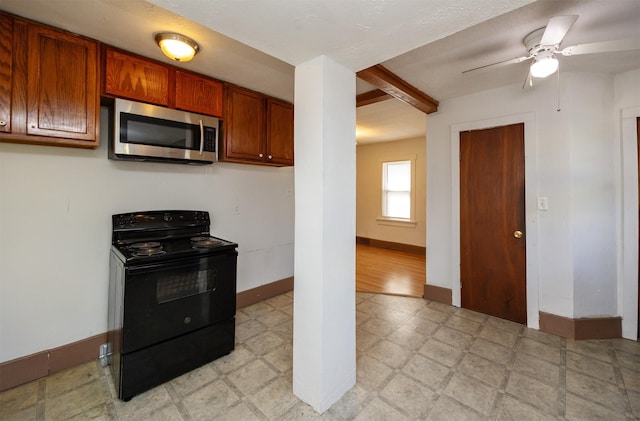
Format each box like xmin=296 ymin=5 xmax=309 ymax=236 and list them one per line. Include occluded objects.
xmin=199 ymin=120 xmax=204 ymax=156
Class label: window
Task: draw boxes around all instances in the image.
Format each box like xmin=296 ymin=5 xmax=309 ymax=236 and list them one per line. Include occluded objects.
xmin=382 ymin=160 xmax=411 ymax=219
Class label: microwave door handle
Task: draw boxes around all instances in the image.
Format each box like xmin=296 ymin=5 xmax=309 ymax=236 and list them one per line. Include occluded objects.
xmin=199 ymin=120 xmax=204 ymax=155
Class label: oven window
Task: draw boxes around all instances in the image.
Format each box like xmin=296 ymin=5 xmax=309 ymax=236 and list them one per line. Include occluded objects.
xmin=156 ymin=269 xmax=215 ymax=304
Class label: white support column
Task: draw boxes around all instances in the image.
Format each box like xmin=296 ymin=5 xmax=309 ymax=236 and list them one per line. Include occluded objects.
xmin=292 ymin=55 xmax=356 ymax=413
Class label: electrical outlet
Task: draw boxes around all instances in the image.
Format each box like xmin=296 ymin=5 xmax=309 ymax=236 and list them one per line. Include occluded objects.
xmin=233 ymin=205 xmax=240 ymax=215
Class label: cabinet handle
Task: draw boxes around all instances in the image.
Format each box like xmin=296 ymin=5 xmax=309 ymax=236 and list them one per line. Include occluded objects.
xmin=268 ymin=155 xmax=273 ymax=160
xmin=0 ymin=120 xmax=6 ymax=127
xmin=259 ymin=153 xmax=264 ymax=158
xmin=199 ymin=120 xmax=204 ymax=156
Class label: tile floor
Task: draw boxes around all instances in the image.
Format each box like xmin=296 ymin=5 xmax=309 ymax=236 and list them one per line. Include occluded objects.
xmin=1 ymin=291 xmax=639 ymax=420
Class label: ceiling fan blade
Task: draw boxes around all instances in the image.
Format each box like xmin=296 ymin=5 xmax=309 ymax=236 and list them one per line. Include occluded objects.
xmin=540 ymin=15 xmax=578 ymax=45
xmin=462 ymin=55 xmax=530 ymax=74
xmin=561 ymin=38 xmax=640 ymax=56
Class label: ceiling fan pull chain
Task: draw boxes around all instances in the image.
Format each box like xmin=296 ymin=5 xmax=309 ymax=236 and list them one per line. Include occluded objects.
xmin=556 ymin=61 xmax=562 ymax=112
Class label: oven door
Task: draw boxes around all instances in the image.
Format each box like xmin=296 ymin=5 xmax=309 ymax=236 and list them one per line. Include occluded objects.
xmin=121 ymin=250 xmax=237 ymax=354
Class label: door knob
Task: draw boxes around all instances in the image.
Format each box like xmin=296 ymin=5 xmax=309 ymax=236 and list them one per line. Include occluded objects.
xmin=513 ymin=230 xmax=523 ymax=239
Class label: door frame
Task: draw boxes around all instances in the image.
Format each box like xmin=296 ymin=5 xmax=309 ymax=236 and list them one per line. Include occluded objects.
xmin=620 ymin=106 xmax=639 ymax=340
xmin=450 ymin=112 xmax=540 ymax=329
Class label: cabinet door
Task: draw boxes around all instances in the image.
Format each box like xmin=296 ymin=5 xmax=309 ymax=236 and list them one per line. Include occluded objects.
xmin=0 ymin=14 xmax=12 ymax=134
xmin=266 ymin=99 xmax=294 ymax=166
xmin=223 ymin=86 xmax=265 ymax=163
xmin=26 ymin=24 xmax=98 ymax=142
xmin=104 ymin=48 xmax=169 ymax=106
xmin=175 ymin=71 xmax=223 ymax=117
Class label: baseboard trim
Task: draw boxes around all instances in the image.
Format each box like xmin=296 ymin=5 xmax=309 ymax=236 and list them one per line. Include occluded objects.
xmin=1 ymin=278 xmax=296 ymax=392
xmin=423 ymin=284 xmax=452 ymax=305
xmin=236 ymin=276 xmax=294 ymax=309
xmin=0 ymin=351 xmax=48 ymax=392
xmin=0 ymin=332 xmax=107 ymax=392
xmin=49 ymin=333 xmax=108 ymax=374
xmin=356 ymin=236 xmax=425 ymax=255
xmin=539 ymin=312 xmax=622 ymax=340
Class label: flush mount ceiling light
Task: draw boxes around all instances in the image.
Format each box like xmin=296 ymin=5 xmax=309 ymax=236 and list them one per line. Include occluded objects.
xmin=530 ymin=50 xmax=558 ymax=78
xmin=155 ymin=33 xmax=199 ymax=62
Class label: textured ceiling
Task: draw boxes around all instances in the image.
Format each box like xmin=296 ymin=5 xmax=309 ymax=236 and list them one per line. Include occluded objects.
xmin=2 ymin=0 xmax=638 ymax=145
xmin=148 ymin=0 xmax=534 ymax=71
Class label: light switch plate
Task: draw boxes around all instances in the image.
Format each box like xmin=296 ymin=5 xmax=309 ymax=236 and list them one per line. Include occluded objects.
xmin=537 ymin=197 xmax=549 ymax=211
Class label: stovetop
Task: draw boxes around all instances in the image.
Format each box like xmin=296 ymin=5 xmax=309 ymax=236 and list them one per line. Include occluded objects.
xmin=113 ymin=235 xmax=237 ymax=264
xmin=111 ymin=210 xmax=237 ymax=264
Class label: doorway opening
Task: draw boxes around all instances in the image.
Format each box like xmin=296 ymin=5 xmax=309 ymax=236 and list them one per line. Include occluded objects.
xmin=355 ymin=138 xmax=427 ymax=298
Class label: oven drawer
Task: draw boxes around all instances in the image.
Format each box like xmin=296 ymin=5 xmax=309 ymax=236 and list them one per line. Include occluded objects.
xmin=117 ymin=319 xmax=235 ymax=401
xmin=122 ymin=251 xmax=237 ymax=354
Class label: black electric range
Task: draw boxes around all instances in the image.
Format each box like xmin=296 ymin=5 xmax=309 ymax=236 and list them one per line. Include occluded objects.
xmin=107 ymin=210 xmax=238 ymax=401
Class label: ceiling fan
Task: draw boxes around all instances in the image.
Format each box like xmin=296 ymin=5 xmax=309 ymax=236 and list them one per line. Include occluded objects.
xmin=463 ymin=15 xmax=640 ymax=82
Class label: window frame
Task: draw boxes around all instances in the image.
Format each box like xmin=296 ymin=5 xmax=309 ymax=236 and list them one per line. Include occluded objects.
xmin=377 ymin=155 xmax=417 ymax=227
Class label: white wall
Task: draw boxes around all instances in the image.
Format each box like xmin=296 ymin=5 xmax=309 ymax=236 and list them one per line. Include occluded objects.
xmin=615 ymin=68 xmax=640 ymax=339
xmin=0 ymin=107 xmax=295 ymax=363
xmin=427 ymin=72 xmax=624 ymax=330
xmin=356 ymin=137 xmax=426 ymax=247
xmin=567 ymin=74 xmax=617 ymax=317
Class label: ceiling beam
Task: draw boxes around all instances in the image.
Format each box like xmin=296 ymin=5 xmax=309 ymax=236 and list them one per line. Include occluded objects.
xmin=356 ymin=64 xmax=439 ymax=114
xmin=356 ymin=89 xmax=392 ymax=107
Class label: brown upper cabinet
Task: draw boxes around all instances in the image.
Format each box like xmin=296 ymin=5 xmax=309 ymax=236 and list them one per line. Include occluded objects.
xmin=175 ymin=71 xmax=223 ymax=117
xmin=221 ymin=84 xmax=293 ymax=167
xmin=103 ymin=48 xmax=169 ymax=106
xmin=0 ymin=13 xmax=100 ymax=148
xmin=102 ymin=47 xmax=223 ymax=118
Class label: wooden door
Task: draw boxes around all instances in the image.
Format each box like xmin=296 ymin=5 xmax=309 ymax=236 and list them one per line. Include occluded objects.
xmin=266 ymin=98 xmax=294 ymax=166
xmin=637 ymin=117 xmax=639 ymax=340
xmin=222 ymin=85 xmax=265 ymax=163
xmin=26 ymin=23 xmax=98 ymax=142
xmin=460 ymin=123 xmax=527 ymax=324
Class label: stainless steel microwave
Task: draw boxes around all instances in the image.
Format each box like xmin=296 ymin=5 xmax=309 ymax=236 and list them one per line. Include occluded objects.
xmin=110 ymin=98 xmax=220 ymax=165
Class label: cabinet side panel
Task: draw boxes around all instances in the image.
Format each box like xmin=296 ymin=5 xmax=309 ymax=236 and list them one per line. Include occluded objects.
xmin=0 ymin=14 xmax=12 ymax=134
xmin=9 ymin=18 xmax=27 ymax=135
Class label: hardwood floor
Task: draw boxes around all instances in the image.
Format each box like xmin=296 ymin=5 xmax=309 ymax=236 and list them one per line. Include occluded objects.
xmin=356 ymin=243 xmax=425 ymax=297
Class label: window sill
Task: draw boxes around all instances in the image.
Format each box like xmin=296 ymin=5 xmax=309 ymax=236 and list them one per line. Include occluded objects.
xmin=376 ymin=217 xmax=417 ymax=228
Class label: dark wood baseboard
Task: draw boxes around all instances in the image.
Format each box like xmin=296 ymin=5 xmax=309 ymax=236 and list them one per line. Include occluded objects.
xmin=236 ymin=276 xmax=294 ymax=309
xmin=0 ymin=332 xmax=107 ymax=392
xmin=1 ymin=277 xmax=295 ymax=392
xmin=356 ymin=236 xmax=425 ymax=255
xmin=423 ymin=284 xmax=452 ymax=305
xmin=539 ymin=312 xmax=622 ymax=340
xmin=0 ymin=351 xmax=48 ymax=392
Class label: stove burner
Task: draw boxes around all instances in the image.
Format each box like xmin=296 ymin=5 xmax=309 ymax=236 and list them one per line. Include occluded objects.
xmin=190 ymin=236 xmax=224 ymax=248
xmin=130 ymin=241 xmax=164 ymax=256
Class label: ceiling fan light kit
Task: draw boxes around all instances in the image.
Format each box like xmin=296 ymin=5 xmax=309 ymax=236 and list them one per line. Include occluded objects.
xmin=530 ymin=51 xmax=558 ymax=78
